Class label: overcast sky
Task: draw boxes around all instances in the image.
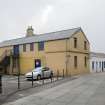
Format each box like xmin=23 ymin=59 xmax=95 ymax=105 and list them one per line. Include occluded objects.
xmin=0 ymin=0 xmax=105 ymax=52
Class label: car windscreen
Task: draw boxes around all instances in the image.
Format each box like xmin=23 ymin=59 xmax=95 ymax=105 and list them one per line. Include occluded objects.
xmin=32 ymin=67 xmax=42 ymax=72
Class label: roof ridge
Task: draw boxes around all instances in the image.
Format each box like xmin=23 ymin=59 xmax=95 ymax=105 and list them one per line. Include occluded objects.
xmin=0 ymin=27 xmax=81 ymax=48
xmin=39 ymin=27 xmax=81 ymax=36
xmin=0 ymin=27 xmax=80 ymax=43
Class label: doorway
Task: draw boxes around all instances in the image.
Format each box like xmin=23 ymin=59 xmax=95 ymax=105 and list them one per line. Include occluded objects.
xmin=13 ymin=45 xmax=19 ymax=56
xmin=35 ymin=59 xmax=41 ymax=68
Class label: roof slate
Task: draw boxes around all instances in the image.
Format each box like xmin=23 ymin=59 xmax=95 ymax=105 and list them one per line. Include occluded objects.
xmin=0 ymin=27 xmax=81 ymax=48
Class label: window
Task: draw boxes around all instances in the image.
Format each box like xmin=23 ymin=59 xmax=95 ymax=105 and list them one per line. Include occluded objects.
xmin=30 ymin=43 xmax=34 ymax=51
xmin=84 ymin=41 xmax=87 ymax=50
xmin=74 ymin=56 xmax=77 ymax=68
xmin=84 ymin=56 xmax=87 ymax=67
xmin=92 ymin=61 xmax=94 ymax=70
xmin=38 ymin=41 xmax=44 ymax=51
xmin=104 ymin=61 xmax=105 ymax=68
xmin=35 ymin=59 xmax=41 ymax=68
xmin=96 ymin=61 xmax=98 ymax=67
xmin=23 ymin=44 xmax=26 ymax=52
xmin=102 ymin=61 xmax=104 ymax=70
xmin=99 ymin=62 xmax=101 ymax=68
xmin=74 ymin=38 xmax=77 ymax=48
xmin=14 ymin=45 xmax=19 ymax=56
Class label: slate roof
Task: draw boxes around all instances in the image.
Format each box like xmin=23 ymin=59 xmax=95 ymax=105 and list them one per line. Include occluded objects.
xmin=0 ymin=27 xmax=81 ymax=48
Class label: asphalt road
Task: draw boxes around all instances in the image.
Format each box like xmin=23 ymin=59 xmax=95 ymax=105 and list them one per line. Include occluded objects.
xmin=3 ymin=72 xmax=105 ymax=105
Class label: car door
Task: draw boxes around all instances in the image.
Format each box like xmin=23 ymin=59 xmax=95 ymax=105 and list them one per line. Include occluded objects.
xmin=45 ymin=67 xmax=50 ymax=77
xmin=42 ymin=68 xmax=47 ymax=78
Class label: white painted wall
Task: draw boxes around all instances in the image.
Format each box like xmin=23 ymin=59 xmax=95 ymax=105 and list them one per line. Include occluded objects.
xmin=90 ymin=57 xmax=105 ymax=73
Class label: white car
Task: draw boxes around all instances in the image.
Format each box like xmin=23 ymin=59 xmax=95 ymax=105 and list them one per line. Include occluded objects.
xmin=25 ymin=67 xmax=53 ymax=80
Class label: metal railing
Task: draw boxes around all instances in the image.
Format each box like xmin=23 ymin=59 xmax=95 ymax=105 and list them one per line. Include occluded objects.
xmin=30 ymin=69 xmax=66 ymax=88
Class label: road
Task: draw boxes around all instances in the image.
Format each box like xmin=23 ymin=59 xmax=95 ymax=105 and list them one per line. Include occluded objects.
xmin=3 ymin=72 xmax=105 ymax=105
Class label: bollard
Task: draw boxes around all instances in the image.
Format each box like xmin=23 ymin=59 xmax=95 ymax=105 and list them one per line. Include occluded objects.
xmin=51 ymin=77 xmax=52 ymax=83
xmin=0 ymin=75 xmax=2 ymax=93
xmin=50 ymin=73 xmax=53 ymax=83
xmin=32 ymin=72 xmax=34 ymax=87
xmin=18 ymin=74 xmax=20 ymax=89
xmin=42 ymin=70 xmax=44 ymax=85
xmin=57 ymin=70 xmax=59 ymax=80
xmin=63 ymin=69 xmax=65 ymax=78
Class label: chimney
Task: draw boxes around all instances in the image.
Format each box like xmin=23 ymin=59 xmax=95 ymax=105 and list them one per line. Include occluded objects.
xmin=26 ymin=26 xmax=34 ymax=37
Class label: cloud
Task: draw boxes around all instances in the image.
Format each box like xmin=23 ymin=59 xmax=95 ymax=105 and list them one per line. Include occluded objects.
xmin=28 ymin=5 xmax=53 ymax=33
xmin=42 ymin=5 xmax=53 ymax=24
xmin=0 ymin=0 xmax=105 ymax=52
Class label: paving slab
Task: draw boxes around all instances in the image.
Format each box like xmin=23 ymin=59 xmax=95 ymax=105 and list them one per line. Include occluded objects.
xmin=2 ymin=72 xmax=105 ymax=105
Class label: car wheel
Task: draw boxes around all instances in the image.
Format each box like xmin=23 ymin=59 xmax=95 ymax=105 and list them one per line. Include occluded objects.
xmin=37 ymin=75 xmax=41 ymax=80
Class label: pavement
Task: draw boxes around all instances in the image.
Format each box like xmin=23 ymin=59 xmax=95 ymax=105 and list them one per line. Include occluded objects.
xmin=2 ymin=72 xmax=105 ymax=105
xmin=0 ymin=76 xmax=76 ymax=104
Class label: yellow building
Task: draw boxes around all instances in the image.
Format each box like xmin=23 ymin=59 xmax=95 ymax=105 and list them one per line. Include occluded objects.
xmin=0 ymin=27 xmax=90 ymax=76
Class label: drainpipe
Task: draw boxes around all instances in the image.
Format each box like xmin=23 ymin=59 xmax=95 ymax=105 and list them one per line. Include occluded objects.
xmin=17 ymin=53 xmax=20 ymax=89
xmin=66 ymin=39 xmax=68 ymax=76
xmin=10 ymin=49 xmax=13 ymax=74
xmin=66 ymin=38 xmax=71 ymax=77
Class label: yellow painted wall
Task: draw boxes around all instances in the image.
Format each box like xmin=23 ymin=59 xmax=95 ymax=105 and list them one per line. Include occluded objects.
xmin=0 ymin=30 xmax=90 ymax=76
xmin=67 ymin=31 xmax=90 ymax=75
xmin=45 ymin=39 xmax=67 ymax=76
xmin=19 ymin=43 xmax=46 ymax=74
xmin=45 ymin=30 xmax=90 ymax=76
xmin=68 ymin=52 xmax=90 ymax=76
xmin=45 ymin=39 xmax=66 ymax=52
xmin=46 ymin=52 xmax=66 ymax=76
xmin=69 ymin=31 xmax=90 ymax=53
